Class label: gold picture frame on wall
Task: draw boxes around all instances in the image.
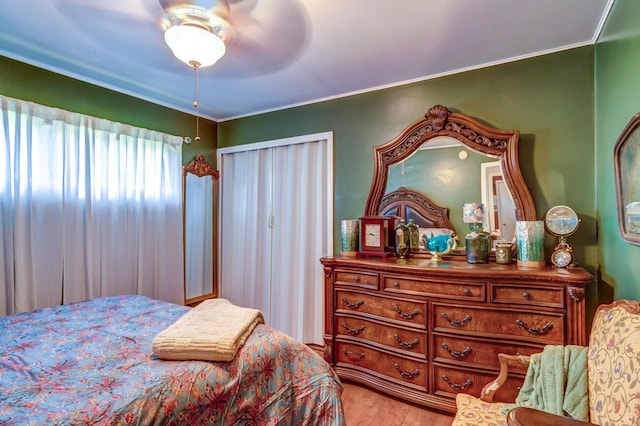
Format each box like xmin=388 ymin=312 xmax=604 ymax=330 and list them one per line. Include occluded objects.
xmin=614 ymin=112 xmax=640 ymax=246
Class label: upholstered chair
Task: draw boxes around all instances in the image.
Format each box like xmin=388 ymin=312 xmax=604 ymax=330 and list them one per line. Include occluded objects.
xmin=452 ymin=300 xmax=640 ymax=426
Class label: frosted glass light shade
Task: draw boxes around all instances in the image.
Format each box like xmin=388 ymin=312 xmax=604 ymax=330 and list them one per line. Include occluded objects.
xmin=164 ymin=25 xmax=226 ymax=67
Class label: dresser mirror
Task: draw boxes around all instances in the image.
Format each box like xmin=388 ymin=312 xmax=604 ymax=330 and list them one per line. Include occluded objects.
xmin=183 ymin=155 xmax=219 ymax=305
xmin=364 ymin=104 xmax=537 ymax=257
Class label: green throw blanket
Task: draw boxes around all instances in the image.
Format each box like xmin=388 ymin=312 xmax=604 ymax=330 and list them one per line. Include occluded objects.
xmin=505 ymin=345 xmax=589 ymax=421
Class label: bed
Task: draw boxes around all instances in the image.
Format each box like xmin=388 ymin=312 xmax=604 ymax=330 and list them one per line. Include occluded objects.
xmin=0 ymin=295 xmax=345 ymax=425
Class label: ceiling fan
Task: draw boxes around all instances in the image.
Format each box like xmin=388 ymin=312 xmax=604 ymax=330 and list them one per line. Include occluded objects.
xmin=52 ymin=0 xmax=308 ymax=78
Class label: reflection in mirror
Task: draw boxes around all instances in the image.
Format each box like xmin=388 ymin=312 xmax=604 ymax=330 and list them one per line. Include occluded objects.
xmin=481 ymin=161 xmax=516 ymax=242
xmin=183 ymin=155 xmax=219 ymax=305
xmin=387 ymin=138 xmax=517 ymax=242
xmin=364 ymin=105 xmax=537 ymax=257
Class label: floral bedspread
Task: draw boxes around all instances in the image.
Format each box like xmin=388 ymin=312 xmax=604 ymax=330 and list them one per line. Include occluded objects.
xmin=0 ymin=295 xmax=345 ymax=425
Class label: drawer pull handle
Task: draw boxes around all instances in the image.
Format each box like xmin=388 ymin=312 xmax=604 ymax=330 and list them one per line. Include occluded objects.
xmin=342 ymin=349 xmax=365 ymax=361
xmin=394 ymin=334 xmax=420 ymax=349
xmin=463 ymin=288 xmax=472 ymax=296
xmin=441 ymin=312 xmax=472 ymax=327
xmin=392 ymin=305 xmax=420 ymax=319
xmin=522 ymin=292 xmax=532 ymax=300
xmin=341 ymin=322 xmax=365 ymax=336
xmin=441 ymin=343 xmax=472 ymax=358
xmin=393 ymin=281 xmax=400 ymax=288
xmin=394 ymin=363 xmax=420 ymax=379
xmin=516 ymin=319 xmax=553 ymax=335
xmin=354 ymin=276 xmax=361 ymax=283
xmin=341 ymin=297 xmax=364 ymax=309
xmin=441 ymin=375 xmax=473 ymax=391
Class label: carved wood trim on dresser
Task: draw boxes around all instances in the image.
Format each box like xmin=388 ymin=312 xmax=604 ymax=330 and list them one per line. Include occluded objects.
xmin=320 ymin=256 xmax=592 ymax=413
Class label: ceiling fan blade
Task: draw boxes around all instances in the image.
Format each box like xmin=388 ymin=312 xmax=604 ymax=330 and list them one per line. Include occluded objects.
xmin=213 ymin=0 xmax=310 ymax=78
xmin=52 ymin=0 xmax=162 ymax=23
xmin=49 ymin=0 xmax=177 ymax=67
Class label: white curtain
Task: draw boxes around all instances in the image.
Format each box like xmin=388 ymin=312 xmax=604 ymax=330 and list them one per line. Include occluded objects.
xmin=219 ymin=133 xmax=333 ymax=345
xmin=0 ymin=95 xmax=184 ymax=316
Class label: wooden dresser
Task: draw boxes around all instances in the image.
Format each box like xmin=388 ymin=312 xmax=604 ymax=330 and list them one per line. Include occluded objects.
xmin=320 ymin=256 xmax=592 ymax=413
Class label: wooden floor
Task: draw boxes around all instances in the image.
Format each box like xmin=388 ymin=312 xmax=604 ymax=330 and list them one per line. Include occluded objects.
xmin=340 ymin=381 xmax=454 ymax=426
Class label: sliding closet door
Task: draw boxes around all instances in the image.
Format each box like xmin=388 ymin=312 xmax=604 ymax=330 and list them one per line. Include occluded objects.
xmin=269 ymin=140 xmax=329 ymax=343
xmin=219 ymin=148 xmax=273 ymax=313
xmin=218 ymin=133 xmax=333 ymax=346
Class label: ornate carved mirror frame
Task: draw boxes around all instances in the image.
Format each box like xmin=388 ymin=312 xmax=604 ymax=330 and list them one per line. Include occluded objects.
xmin=364 ymin=104 xmax=537 ymax=257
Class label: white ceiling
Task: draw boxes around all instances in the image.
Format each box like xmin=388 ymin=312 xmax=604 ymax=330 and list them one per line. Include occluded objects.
xmin=0 ymin=0 xmax=613 ymax=122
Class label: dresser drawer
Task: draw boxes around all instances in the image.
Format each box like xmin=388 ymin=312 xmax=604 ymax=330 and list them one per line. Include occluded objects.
xmin=434 ymin=364 xmax=524 ymax=402
xmin=336 ymin=289 xmax=427 ymax=328
xmin=336 ymin=341 xmax=428 ymax=390
xmin=490 ymin=283 xmax=564 ymax=308
xmin=432 ymin=334 xmax=542 ymax=372
xmin=336 ymin=314 xmax=427 ymax=357
xmin=433 ymin=304 xmax=565 ymax=345
xmin=383 ymin=275 xmax=485 ymax=301
xmin=334 ymin=269 xmax=379 ymax=289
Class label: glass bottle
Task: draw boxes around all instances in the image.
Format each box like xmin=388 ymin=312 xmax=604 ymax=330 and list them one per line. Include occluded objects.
xmin=407 ymin=219 xmax=420 ymax=253
xmin=395 ymin=219 xmax=410 ymax=259
xmin=465 ymin=222 xmax=491 ymax=263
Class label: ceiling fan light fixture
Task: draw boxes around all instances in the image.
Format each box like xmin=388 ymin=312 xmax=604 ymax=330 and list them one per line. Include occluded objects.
xmin=164 ymin=24 xmax=226 ymax=68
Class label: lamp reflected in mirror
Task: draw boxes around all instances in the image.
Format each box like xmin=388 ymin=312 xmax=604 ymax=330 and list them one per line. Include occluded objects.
xmin=183 ymin=155 xmax=219 ymax=306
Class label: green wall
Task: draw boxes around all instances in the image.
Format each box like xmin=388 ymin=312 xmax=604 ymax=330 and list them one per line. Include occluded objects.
xmin=219 ymin=47 xmax=597 ymax=286
xmin=595 ymin=0 xmax=640 ymax=301
xmin=0 ymin=56 xmax=217 ymax=165
xmin=9 ymin=34 xmax=630 ymax=306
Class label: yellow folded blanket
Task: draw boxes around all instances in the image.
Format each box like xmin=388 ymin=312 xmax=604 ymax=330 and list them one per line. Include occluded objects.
xmin=152 ymin=298 xmax=264 ymax=362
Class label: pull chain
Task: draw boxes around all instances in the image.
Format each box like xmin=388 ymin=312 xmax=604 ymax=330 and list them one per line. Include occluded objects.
xmin=190 ymin=60 xmax=201 ymax=142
